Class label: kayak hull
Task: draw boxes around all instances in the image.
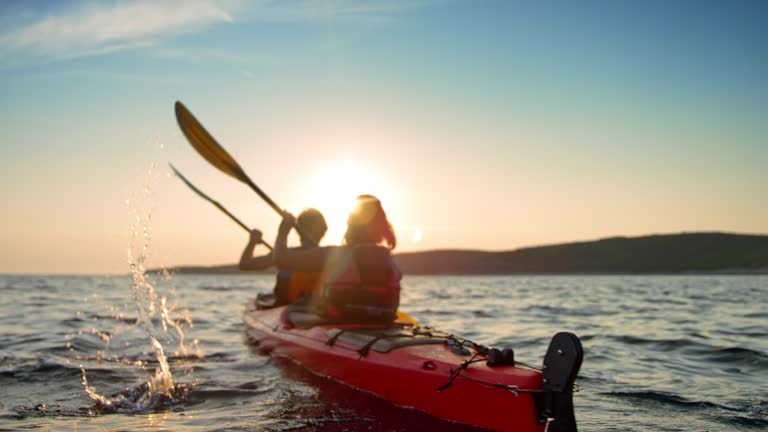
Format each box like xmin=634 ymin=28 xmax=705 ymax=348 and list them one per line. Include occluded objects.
xmin=244 ymin=300 xmax=552 ymax=432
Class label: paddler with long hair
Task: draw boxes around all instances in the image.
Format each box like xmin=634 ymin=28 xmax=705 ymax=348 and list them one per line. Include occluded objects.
xmin=240 ymin=208 xmax=328 ymax=306
xmin=274 ymin=195 xmax=401 ymax=323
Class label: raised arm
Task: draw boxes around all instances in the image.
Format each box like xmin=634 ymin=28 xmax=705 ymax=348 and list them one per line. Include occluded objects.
xmin=239 ymin=229 xmax=274 ymax=271
xmin=274 ymin=212 xmax=328 ymax=272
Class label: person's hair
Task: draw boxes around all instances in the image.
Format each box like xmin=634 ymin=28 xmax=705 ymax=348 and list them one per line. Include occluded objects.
xmin=297 ymin=208 xmax=327 ymax=244
xmin=344 ymin=195 xmax=396 ymax=250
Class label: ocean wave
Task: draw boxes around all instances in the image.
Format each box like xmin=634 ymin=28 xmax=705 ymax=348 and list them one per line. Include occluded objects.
xmin=187 ymin=386 xmax=274 ymax=400
xmin=69 ymin=333 xmax=110 ymax=352
xmin=62 ymin=312 xmax=208 ymax=328
xmin=603 ymin=390 xmax=742 ymax=411
xmin=4 ymin=404 xmax=93 ymax=420
xmin=415 ymin=308 xmax=455 ymax=316
xmin=608 ymin=335 xmax=768 ymax=369
xmin=60 ymin=313 xmax=137 ymax=326
xmin=609 ymin=334 xmax=696 ymax=349
xmin=1 ymin=357 xmax=113 ymax=380
xmin=699 ymin=347 xmax=768 ymax=369
xmin=715 ymin=327 xmax=768 ymax=338
xmin=604 ymin=391 xmax=768 ymax=428
xmin=198 ymin=285 xmax=238 ymax=292
xmin=199 ymin=351 xmax=235 ymax=361
xmin=472 ymin=309 xmax=497 ymax=318
xmin=521 ymin=304 xmax=617 ymax=317
xmin=0 ymin=336 xmax=48 ymax=350
xmin=715 ymin=414 xmax=768 ymax=429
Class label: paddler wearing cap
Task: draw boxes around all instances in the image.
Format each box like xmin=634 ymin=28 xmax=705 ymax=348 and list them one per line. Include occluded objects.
xmin=240 ymin=208 xmax=328 ymax=306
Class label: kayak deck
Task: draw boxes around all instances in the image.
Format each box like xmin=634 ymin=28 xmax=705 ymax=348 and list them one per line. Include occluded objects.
xmin=243 ymin=297 xmax=581 ymax=432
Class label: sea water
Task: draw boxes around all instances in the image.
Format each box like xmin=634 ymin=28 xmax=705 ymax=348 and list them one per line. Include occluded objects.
xmin=0 ymin=273 xmax=766 ymax=431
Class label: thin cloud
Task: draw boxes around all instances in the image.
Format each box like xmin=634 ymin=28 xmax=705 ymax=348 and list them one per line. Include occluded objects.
xmin=0 ymin=0 xmax=234 ymax=63
xmin=0 ymin=0 xmax=441 ymax=66
xmin=241 ymin=0 xmax=442 ymax=24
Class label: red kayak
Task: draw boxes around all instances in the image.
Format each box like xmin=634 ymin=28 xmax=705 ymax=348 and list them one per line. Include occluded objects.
xmin=244 ymin=296 xmax=582 ymax=432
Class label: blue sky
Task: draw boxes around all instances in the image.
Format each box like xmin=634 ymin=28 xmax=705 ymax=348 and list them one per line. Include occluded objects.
xmin=1 ymin=0 xmax=766 ymax=273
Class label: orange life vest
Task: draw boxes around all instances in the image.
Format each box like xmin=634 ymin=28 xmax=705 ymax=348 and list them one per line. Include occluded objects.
xmin=316 ymin=245 xmax=401 ymax=322
xmin=286 ymin=271 xmax=322 ymax=301
xmin=274 ymin=247 xmax=323 ymax=305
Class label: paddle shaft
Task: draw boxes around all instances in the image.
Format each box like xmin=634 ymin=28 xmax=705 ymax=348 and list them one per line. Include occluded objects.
xmin=213 ymin=204 xmax=276 ymax=252
xmin=243 ymin=177 xmax=282 ymax=216
xmin=170 ymin=164 xmax=272 ymax=250
xmin=233 ymin=168 xmax=318 ymax=247
xmin=239 ymin=172 xmax=317 ymax=246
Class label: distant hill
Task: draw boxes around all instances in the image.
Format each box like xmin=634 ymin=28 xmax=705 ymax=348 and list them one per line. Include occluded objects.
xmin=162 ymin=232 xmax=768 ymax=275
xmin=161 ymin=264 xmax=247 ymax=274
xmin=394 ymin=232 xmax=768 ymax=274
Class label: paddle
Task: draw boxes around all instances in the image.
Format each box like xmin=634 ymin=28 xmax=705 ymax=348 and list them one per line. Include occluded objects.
xmin=174 ymin=101 xmax=318 ymax=246
xmin=174 ymin=101 xmax=416 ymax=325
xmin=169 ymin=163 xmax=273 ymax=251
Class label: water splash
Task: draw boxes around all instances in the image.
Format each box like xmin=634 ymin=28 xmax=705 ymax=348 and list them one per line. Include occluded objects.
xmin=126 ymin=165 xmax=176 ymax=395
xmin=80 ymin=365 xmax=191 ymax=414
xmin=81 ymin=367 xmax=114 ymax=408
xmin=81 ymin=160 xmax=198 ymax=412
xmin=159 ymin=284 xmax=199 ymax=358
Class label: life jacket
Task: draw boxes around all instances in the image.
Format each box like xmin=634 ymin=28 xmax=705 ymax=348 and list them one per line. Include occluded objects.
xmin=274 ymin=247 xmax=323 ymax=305
xmin=316 ymin=245 xmax=401 ymax=322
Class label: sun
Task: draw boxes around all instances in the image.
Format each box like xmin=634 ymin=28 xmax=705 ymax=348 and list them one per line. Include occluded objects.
xmin=300 ymin=161 xmax=393 ymax=244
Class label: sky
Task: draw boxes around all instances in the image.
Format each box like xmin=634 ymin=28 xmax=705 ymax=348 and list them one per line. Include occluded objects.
xmin=1 ymin=0 xmax=766 ymax=274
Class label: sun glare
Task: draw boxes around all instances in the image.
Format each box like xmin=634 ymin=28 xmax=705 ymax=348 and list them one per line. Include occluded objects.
xmin=300 ymin=161 xmax=394 ymax=244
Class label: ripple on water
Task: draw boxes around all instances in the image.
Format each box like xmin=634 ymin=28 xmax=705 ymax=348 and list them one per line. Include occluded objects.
xmin=5 ymin=404 xmax=94 ymax=420
xmin=696 ymin=346 xmax=768 ymax=369
xmin=604 ymin=390 xmax=743 ymax=411
xmin=1 ymin=357 xmax=91 ymax=381
xmin=715 ymin=327 xmax=768 ymax=338
xmin=198 ymin=285 xmax=239 ymax=292
xmin=603 ymin=391 xmax=768 ymax=430
xmin=607 ymin=335 xmax=768 ymax=369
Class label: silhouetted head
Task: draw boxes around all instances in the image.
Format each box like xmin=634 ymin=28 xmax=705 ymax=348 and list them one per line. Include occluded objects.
xmin=344 ymin=195 xmax=396 ymax=250
xmin=297 ymin=208 xmax=327 ymax=246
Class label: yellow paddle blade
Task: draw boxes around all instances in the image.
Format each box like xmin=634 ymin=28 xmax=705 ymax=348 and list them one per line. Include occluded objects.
xmin=174 ymin=101 xmax=246 ymax=182
xmin=396 ymin=310 xmax=420 ymax=327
